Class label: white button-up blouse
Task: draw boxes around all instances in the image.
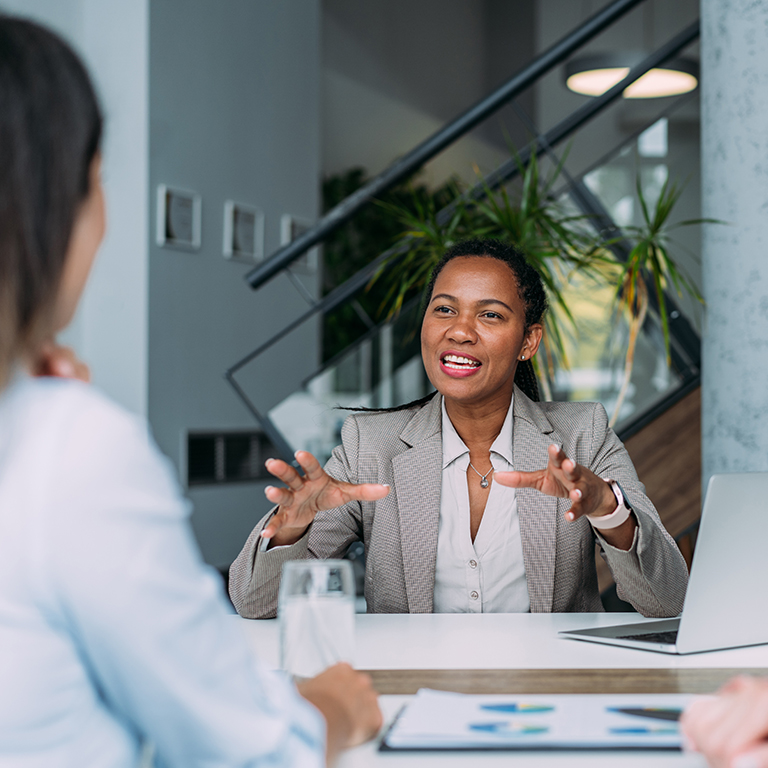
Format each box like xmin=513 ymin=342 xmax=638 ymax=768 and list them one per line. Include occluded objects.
xmin=433 ymin=396 xmax=530 ymax=613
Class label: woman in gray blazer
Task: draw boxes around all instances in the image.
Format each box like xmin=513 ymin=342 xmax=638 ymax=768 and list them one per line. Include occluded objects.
xmin=230 ymin=239 xmax=688 ymax=619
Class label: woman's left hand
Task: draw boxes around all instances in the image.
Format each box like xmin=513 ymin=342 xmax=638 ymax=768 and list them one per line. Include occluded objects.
xmin=31 ymin=341 xmax=91 ymax=383
xmin=494 ymin=443 xmax=617 ymax=521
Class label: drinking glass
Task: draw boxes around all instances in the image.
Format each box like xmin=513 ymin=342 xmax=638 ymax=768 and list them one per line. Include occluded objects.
xmin=278 ymin=559 xmax=355 ymax=679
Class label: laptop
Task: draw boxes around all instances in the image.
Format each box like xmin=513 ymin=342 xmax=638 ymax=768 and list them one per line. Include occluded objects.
xmin=559 ymin=472 xmax=768 ymax=655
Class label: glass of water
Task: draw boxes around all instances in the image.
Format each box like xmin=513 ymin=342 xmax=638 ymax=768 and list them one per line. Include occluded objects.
xmin=278 ymin=559 xmax=356 ymax=680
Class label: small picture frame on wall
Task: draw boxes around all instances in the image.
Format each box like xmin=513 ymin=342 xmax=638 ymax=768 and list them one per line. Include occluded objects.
xmin=223 ymin=200 xmax=264 ymax=262
xmin=156 ymin=184 xmax=202 ymax=250
xmin=280 ymin=214 xmax=318 ymax=275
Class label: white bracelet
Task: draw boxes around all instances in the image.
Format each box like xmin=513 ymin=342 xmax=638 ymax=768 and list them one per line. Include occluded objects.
xmin=587 ymin=479 xmax=632 ymax=530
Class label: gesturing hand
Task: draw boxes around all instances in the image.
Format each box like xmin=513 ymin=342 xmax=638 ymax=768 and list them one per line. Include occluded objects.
xmin=261 ymin=450 xmax=389 ymax=547
xmin=494 ymin=443 xmax=617 ymax=522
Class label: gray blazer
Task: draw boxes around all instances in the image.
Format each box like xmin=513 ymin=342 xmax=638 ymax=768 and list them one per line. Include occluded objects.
xmin=229 ymin=389 xmax=688 ymax=619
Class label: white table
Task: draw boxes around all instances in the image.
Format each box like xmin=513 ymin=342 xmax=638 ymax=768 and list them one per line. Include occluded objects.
xmin=233 ymin=614 xmax=768 ymax=767
xmin=235 ymin=612 xmax=768 ymax=671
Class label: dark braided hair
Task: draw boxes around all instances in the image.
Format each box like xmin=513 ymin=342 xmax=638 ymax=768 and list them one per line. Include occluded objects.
xmin=344 ymin=238 xmax=548 ymax=412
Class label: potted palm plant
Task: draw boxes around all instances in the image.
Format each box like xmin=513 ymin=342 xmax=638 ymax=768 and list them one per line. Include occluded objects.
xmin=371 ymin=150 xmax=710 ymax=420
xmin=608 ymin=177 xmax=713 ymax=424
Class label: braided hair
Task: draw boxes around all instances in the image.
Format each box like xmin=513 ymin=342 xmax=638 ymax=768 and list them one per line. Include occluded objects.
xmin=345 ymin=238 xmax=548 ymax=413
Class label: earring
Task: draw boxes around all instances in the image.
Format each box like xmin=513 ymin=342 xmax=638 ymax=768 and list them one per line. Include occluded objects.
xmin=520 ymin=355 xmax=526 ymax=360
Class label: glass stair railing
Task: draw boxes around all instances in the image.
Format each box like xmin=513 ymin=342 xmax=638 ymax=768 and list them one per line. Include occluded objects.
xmin=270 ymin=297 xmax=429 ymax=466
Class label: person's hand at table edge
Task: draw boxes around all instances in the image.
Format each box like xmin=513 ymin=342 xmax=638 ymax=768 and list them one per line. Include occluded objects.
xmin=494 ymin=443 xmax=637 ymax=550
xmin=31 ymin=340 xmax=91 ymax=382
xmin=681 ymin=676 xmax=768 ymax=768
xmin=297 ymin=662 xmax=383 ymax=764
xmin=261 ymin=450 xmax=389 ymax=548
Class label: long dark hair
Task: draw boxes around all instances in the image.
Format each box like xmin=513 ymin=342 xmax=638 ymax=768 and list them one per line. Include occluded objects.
xmin=0 ymin=16 xmax=103 ymax=387
xmin=347 ymin=238 xmax=548 ymax=413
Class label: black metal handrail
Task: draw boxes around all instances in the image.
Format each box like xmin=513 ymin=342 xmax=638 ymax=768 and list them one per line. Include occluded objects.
xmin=244 ymin=0 xmax=647 ymax=290
xmin=458 ymin=22 xmax=700 ymax=203
xmin=248 ymin=87 xmax=702 ymax=407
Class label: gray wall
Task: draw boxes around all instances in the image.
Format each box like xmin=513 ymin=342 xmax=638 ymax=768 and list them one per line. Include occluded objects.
xmin=700 ymin=0 xmax=768 ymax=485
xmin=148 ymin=0 xmax=322 ymax=568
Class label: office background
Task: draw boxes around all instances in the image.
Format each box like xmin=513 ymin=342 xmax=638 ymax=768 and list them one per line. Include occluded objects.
xmin=5 ymin=0 xmax=767 ymax=573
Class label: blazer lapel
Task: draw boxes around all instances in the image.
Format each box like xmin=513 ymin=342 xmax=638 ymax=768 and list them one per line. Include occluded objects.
xmin=392 ymin=395 xmax=443 ymax=613
xmin=513 ymin=388 xmax=557 ymax=613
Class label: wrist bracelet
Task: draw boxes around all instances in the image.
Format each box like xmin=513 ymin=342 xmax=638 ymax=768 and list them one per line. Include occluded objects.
xmin=587 ymin=479 xmax=632 ymax=530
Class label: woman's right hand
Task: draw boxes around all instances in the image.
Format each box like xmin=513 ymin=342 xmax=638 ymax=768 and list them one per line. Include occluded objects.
xmin=297 ymin=662 xmax=382 ymax=762
xmin=261 ymin=450 xmax=389 ymax=547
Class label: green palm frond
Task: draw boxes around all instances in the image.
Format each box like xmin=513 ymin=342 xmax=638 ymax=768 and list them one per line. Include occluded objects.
xmin=608 ymin=175 xmax=722 ymax=425
xmin=366 ymin=146 xmax=718 ymax=414
xmin=614 ymin=177 xmax=711 ymax=365
xmin=372 ymin=149 xmax=608 ymax=375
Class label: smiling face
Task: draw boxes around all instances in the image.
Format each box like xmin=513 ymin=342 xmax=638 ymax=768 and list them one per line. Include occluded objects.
xmin=420 ymin=256 xmax=543 ymax=410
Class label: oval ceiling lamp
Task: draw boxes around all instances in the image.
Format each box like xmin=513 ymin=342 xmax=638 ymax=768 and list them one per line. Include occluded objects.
xmin=565 ymin=54 xmax=698 ymax=99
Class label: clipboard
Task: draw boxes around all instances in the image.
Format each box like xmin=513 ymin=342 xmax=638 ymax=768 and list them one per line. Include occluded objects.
xmin=379 ymin=690 xmax=692 ymax=752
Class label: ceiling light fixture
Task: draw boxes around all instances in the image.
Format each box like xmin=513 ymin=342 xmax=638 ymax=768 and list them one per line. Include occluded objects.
xmin=565 ymin=54 xmax=698 ymax=99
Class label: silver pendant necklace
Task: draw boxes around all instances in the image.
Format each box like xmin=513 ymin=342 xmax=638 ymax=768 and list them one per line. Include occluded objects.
xmin=468 ymin=461 xmax=494 ymax=489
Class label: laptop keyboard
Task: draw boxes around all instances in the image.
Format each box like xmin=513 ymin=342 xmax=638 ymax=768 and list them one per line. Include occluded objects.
xmin=616 ymin=630 xmax=679 ymax=645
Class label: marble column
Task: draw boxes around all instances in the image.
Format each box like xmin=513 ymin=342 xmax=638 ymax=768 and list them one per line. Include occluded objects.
xmin=700 ymin=0 xmax=768 ymax=486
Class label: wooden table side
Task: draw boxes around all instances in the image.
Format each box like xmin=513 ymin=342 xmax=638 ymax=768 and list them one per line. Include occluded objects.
xmin=362 ymin=668 xmax=768 ymax=695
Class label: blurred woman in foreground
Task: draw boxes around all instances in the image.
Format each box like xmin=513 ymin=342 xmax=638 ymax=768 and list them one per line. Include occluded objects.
xmin=0 ymin=15 xmax=379 ymax=766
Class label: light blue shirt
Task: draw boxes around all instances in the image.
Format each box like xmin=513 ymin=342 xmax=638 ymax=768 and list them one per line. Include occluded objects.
xmin=0 ymin=376 xmax=324 ymax=768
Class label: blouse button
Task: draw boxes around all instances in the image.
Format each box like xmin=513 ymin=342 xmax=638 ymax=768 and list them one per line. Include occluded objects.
xmin=470 ymin=591 xmax=479 ymax=600
xmin=469 ymin=559 xmax=478 ymax=569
